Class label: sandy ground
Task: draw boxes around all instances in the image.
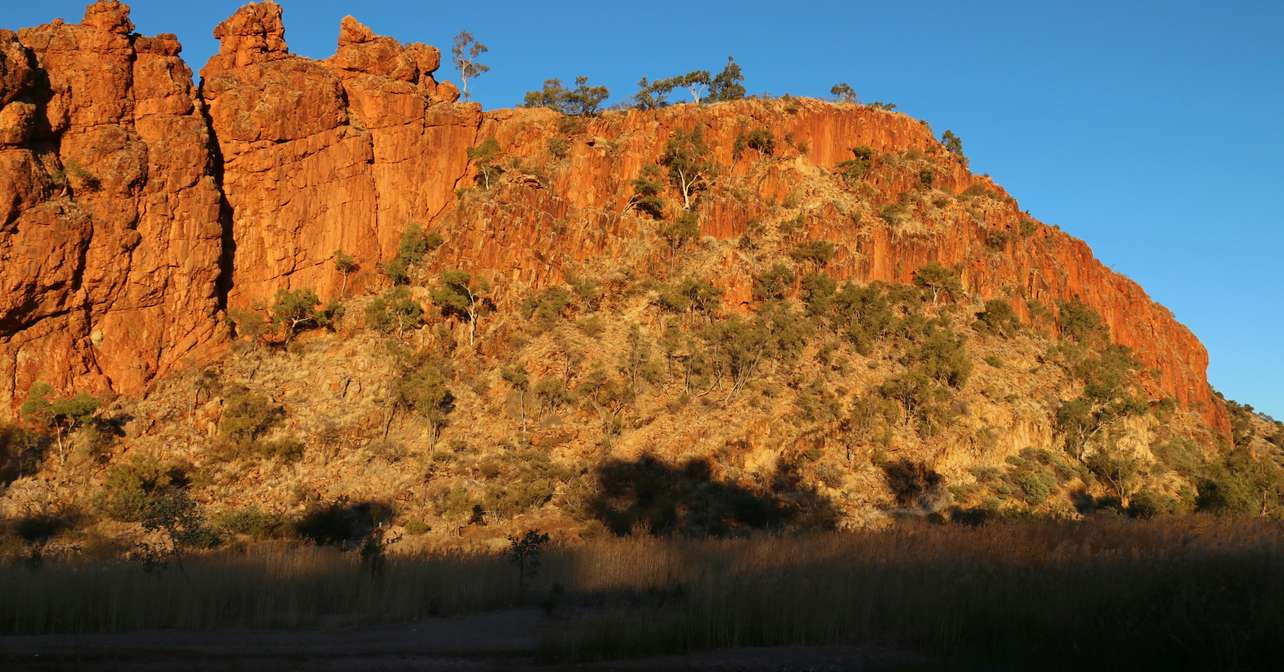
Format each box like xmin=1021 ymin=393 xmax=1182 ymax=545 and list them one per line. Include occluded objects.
xmin=0 ymin=608 xmax=940 ymax=671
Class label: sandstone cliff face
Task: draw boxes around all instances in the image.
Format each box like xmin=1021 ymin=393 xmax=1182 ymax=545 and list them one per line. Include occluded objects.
xmin=200 ymin=5 xmax=474 ymax=305
xmin=0 ymin=1 xmax=1228 ymax=436
xmin=0 ymin=1 xmax=222 ymax=410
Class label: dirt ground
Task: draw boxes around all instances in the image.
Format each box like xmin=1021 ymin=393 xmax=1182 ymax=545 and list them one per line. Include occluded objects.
xmin=0 ymin=608 xmax=940 ymax=671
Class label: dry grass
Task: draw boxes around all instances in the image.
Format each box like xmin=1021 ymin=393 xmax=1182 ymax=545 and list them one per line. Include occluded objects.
xmin=3 ymin=517 xmax=1282 ymax=668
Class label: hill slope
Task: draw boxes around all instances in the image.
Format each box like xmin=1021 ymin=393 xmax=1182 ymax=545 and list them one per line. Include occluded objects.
xmin=4 ymin=2 xmax=1282 ymax=550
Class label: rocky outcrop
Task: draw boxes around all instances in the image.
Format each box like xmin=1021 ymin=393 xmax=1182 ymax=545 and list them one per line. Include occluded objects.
xmin=1 ymin=0 xmax=222 ymax=410
xmin=0 ymin=1 xmax=1229 ymax=436
xmin=200 ymin=6 xmax=474 ymax=305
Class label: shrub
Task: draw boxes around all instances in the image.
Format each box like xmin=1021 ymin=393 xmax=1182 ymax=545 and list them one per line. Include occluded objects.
xmin=630 ymin=165 xmax=665 ymax=219
xmin=918 ymin=169 xmax=935 ymax=188
xmin=365 ymin=286 xmax=424 ymax=336
xmin=975 ymin=298 xmax=1020 ymax=336
xmin=910 ymin=329 xmax=972 ymax=388
xmin=788 ymin=240 xmax=836 ymax=270
xmin=259 ymin=436 xmax=305 ymax=463
xmin=1 ymin=424 xmax=46 ymax=485
xmin=98 ymin=455 xmax=187 ymax=523
xmin=213 ymin=507 xmax=291 ymax=539
xmin=913 ymin=262 xmax=963 ymax=304
xmin=1127 ymin=490 xmax=1178 ymax=519
xmin=535 ymin=378 xmax=575 ymax=413
xmin=218 ymin=387 xmax=282 ymax=450
xmin=830 ymin=282 xmax=896 ymax=355
xmin=941 ymin=129 xmax=965 ymax=159
xmin=522 ymin=286 xmax=573 ymax=333
xmin=660 ymin=211 xmax=701 ymax=250
xmin=382 ymin=225 xmax=443 ymax=284
xmin=800 ymin=272 xmax=837 ymax=316
xmin=882 ymin=459 xmax=943 ymax=507
xmin=295 ymin=500 xmax=394 ymax=549
xmin=744 ymin=128 xmax=775 ymax=156
xmin=836 ymin=146 xmax=873 ymax=182
xmin=1058 ymin=299 xmax=1106 ymax=345
xmin=546 ymin=136 xmax=570 ymax=159
xmin=752 ymin=264 xmax=795 ymax=302
xmin=270 ymin=288 xmax=321 ymax=344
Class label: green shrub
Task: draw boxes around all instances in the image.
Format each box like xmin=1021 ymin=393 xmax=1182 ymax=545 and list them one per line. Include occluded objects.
xmin=546 ymin=136 xmax=570 ymax=159
xmin=789 ymin=240 xmax=836 ymax=269
xmin=213 ymin=507 xmax=291 ymax=539
xmin=98 ymin=455 xmax=186 ymax=523
xmin=975 ymin=298 xmax=1020 ymax=336
xmin=382 ymin=225 xmax=443 ymax=284
xmin=660 ymin=211 xmax=701 ymax=250
xmin=1058 ymin=299 xmax=1106 ymax=345
xmin=365 ymin=286 xmax=424 ymax=336
xmin=752 ymin=264 xmax=794 ymax=302
xmin=1127 ymin=490 xmax=1178 ymax=519
xmin=522 ymin=286 xmax=573 ymax=333
xmin=259 ymin=436 xmax=305 ymax=463
xmin=630 ymin=165 xmax=665 ymax=219
xmin=836 ymin=146 xmax=873 ymax=182
xmin=912 ymin=263 xmax=963 ymax=304
xmin=218 ymin=387 xmax=282 ymax=450
xmin=744 ymin=128 xmax=774 ymax=156
xmin=940 ymin=130 xmax=965 ymax=159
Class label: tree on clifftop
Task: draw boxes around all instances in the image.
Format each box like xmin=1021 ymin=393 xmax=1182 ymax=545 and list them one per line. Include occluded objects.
xmin=708 ymin=57 xmax=746 ymax=102
xmin=522 ymin=76 xmax=610 ymax=116
xmin=831 ymin=83 xmax=857 ymax=103
xmin=452 ymin=31 xmax=489 ymax=101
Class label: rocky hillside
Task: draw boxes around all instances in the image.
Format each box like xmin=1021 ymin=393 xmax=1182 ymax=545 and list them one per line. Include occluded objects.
xmin=1 ymin=1 xmax=1228 ymax=433
xmin=5 ymin=2 xmax=1280 ymax=550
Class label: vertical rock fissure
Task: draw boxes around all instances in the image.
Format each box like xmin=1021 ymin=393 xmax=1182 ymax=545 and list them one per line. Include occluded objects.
xmin=198 ymin=88 xmax=235 ymax=316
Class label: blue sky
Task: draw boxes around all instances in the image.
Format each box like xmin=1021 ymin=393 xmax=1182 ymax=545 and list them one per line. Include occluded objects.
xmin=5 ymin=1 xmax=1282 ymax=418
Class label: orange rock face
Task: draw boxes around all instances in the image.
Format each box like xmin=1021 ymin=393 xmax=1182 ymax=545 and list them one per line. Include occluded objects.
xmin=1 ymin=0 xmax=223 ymax=410
xmin=199 ymin=6 xmax=477 ymax=305
xmin=0 ymin=1 xmax=1230 ymax=437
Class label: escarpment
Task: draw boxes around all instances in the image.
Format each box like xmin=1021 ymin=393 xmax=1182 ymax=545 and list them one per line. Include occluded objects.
xmin=0 ymin=1 xmax=1229 ymax=437
xmin=0 ymin=0 xmax=222 ymax=411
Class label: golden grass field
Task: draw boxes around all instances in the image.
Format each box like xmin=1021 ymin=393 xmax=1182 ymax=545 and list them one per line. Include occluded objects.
xmin=3 ymin=516 xmax=1282 ymax=669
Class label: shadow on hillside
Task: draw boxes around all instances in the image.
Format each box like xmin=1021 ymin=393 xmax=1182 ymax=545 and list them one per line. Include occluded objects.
xmin=295 ymin=498 xmax=395 ymax=549
xmin=0 ymin=425 xmax=50 ymax=486
xmin=588 ymin=455 xmax=838 ymax=537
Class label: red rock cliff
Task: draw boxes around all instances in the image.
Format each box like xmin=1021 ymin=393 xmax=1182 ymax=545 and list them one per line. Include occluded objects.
xmin=1 ymin=0 xmax=222 ymax=409
xmin=0 ymin=1 xmax=1229 ymax=436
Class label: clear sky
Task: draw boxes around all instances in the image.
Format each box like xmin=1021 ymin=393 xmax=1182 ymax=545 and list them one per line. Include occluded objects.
xmin=5 ymin=1 xmax=1282 ymax=418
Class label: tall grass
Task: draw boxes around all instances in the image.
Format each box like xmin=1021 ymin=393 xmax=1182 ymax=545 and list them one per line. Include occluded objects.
xmin=3 ymin=517 xmax=1282 ymax=669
